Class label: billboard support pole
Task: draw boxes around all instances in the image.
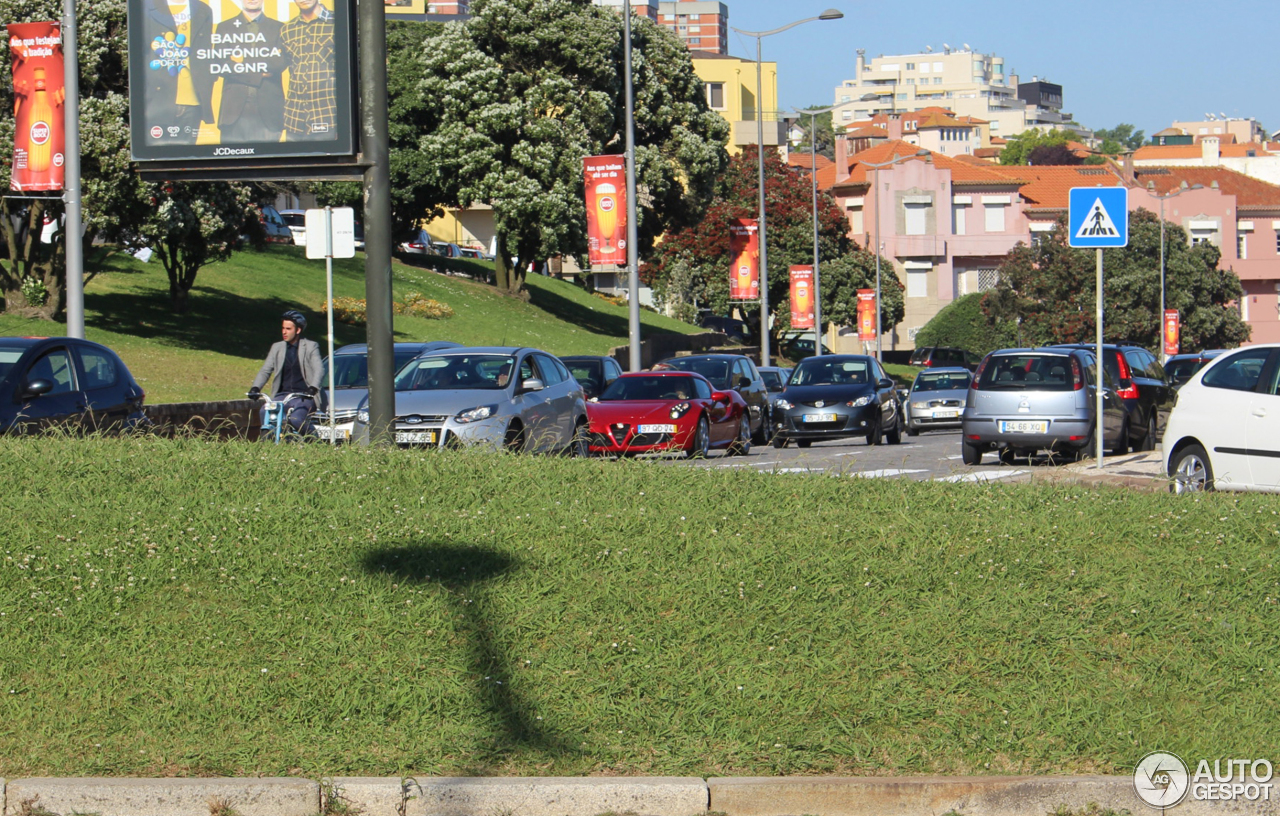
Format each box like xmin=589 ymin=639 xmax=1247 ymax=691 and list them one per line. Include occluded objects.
xmin=62 ymin=0 xmax=83 ymax=339
xmin=359 ymin=0 xmax=394 ymax=445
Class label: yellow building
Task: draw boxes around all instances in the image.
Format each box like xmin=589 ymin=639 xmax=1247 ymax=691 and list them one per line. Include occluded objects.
xmin=425 ymin=203 xmax=495 ymax=254
xmin=690 ymin=51 xmax=782 ymax=155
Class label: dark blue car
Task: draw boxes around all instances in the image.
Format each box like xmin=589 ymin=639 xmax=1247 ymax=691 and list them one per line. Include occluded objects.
xmin=0 ymin=337 xmax=146 ymax=433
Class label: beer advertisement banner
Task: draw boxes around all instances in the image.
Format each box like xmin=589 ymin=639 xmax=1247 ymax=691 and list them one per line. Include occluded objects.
xmin=7 ymin=22 xmax=65 ymax=192
xmin=789 ymin=266 xmax=814 ymax=329
xmin=728 ymin=218 xmax=759 ymax=301
xmin=1164 ymin=309 xmax=1180 ymax=357
xmin=127 ymin=0 xmax=355 ymax=161
xmin=857 ymin=288 xmax=877 ymax=341
xmin=583 ymin=155 xmax=626 ymax=267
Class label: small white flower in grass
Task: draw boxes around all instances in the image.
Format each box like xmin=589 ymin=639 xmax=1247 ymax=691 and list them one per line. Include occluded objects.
xmin=261 ymin=668 xmax=268 ymax=673
xmin=737 ymin=685 xmax=743 ymax=691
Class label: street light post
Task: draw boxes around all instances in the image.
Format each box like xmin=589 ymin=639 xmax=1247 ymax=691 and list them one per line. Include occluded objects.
xmin=795 ymin=104 xmax=838 ymax=357
xmin=731 ymin=9 xmax=842 ymax=367
xmin=1150 ymin=182 xmax=1201 ymax=363
xmin=863 ymin=149 xmax=929 ymax=360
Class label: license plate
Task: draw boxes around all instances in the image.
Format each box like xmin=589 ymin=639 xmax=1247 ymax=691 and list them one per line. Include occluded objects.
xmin=638 ymin=424 xmax=676 ymax=434
xmin=395 ymin=430 xmax=437 ymax=444
xmin=802 ymin=413 xmax=838 ymax=423
xmin=315 ymin=426 xmax=351 ymax=440
xmin=999 ymin=420 xmax=1047 ymax=434
xmin=934 ymin=410 xmax=961 ymax=419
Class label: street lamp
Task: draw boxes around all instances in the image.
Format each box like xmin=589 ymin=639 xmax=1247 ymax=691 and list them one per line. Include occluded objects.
xmin=1148 ymin=180 xmax=1202 ymax=363
xmin=795 ymin=104 xmax=838 ymax=357
xmin=862 ymin=149 xmax=929 ymax=360
xmin=732 ymin=9 xmax=843 ymax=367
xmin=623 ymin=0 xmax=642 ymax=371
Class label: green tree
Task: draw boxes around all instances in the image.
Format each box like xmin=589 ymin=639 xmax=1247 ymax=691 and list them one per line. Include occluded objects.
xmin=914 ymin=292 xmax=1017 ymax=355
xmin=416 ymin=0 xmax=728 ymax=295
xmin=793 ymin=105 xmax=835 ymax=160
xmin=1094 ymin=123 xmax=1146 ymax=151
xmin=983 ymin=210 xmax=1250 ymax=350
xmin=998 ymin=129 xmax=1075 ymax=166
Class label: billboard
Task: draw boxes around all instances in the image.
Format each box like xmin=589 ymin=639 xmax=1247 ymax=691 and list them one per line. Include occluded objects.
xmin=789 ymin=266 xmax=813 ymax=329
xmin=857 ymin=289 xmax=876 ymax=341
xmin=583 ymin=155 xmax=627 ymax=267
xmin=7 ymin=22 xmax=65 ymax=191
xmin=1164 ymin=309 xmax=1180 ymax=357
xmin=728 ymin=218 xmax=758 ymax=301
xmin=383 ymin=0 xmax=426 ymax=14
xmin=127 ymin=0 xmax=355 ymax=161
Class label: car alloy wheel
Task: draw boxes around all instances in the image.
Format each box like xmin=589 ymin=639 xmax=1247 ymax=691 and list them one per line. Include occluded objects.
xmin=685 ymin=416 xmax=711 ymax=459
xmin=1139 ymin=415 xmax=1157 ymax=452
xmin=728 ymin=414 xmax=752 ymax=456
xmin=570 ymin=420 xmax=590 ymax=457
xmin=866 ymin=414 xmax=882 ymax=446
xmin=504 ymin=420 xmax=526 ymax=453
xmin=772 ymin=435 xmax=788 ymax=449
xmin=1170 ymin=444 xmax=1213 ymax=494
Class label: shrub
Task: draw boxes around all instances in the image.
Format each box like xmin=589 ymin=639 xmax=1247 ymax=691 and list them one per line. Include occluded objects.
xmin=324 ymin=297 xmax=367 ymax=326
xmin=395 ymin=292 xmax=455 ymax=320
xmin=915 ymin=292 xmax=1018 ymax=356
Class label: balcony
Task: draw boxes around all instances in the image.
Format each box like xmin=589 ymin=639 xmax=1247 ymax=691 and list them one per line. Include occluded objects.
xmin=733 ymin=111 xmax=788 ymax=148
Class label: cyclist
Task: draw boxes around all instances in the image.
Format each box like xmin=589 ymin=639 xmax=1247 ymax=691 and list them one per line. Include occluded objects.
xmin=248 ymin=309 xmax=323 ymax=436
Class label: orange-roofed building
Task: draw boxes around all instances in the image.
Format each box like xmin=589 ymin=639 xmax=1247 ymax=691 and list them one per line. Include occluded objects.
xmin=1133 ymin=136 xmax=1280 ymax=187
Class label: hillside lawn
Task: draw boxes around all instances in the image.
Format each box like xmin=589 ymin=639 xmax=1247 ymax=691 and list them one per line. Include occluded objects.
xmin=1 ymin=437 xmax=1276 ymax=778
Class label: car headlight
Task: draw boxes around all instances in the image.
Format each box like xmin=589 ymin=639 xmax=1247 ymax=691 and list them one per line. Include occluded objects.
xmin=775 ymin=398 xmax=793 ymax=411
xmin=455 ymin=404 xmax=499 ymax=423
xmin=847 ymin=395 xmax=874 ymax=407
xmin=670 ymin=402 xmax=691 ymax=420
xmin=356 ymin=409 xmax=369 ymax=424
xmin=911 ymin=401 xmax=929 ymax=411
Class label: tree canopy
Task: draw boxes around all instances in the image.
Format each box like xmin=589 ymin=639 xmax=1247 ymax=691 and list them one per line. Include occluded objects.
xmin=1094 ymin=123 xmax=1146 ymax=153
xmin=998 ymin=129 xmax=1079 ymax=166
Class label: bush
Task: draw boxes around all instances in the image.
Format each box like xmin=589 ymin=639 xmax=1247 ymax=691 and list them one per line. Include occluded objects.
xmin=325 ymin=297 xmax=368 ymax=326
xmin=324 ymin=293 xmax=455 ymax=326
xmin=914 ymin=292 xmax=1018 ymax=355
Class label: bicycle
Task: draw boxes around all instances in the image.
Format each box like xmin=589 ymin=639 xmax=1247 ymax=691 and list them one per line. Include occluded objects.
xmin=249 ymin=391 xmax=316 ymax=443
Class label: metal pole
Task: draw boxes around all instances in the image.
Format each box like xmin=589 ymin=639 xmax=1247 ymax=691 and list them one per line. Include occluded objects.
xmin=874 ymin=166 xmax=882 ymax=361
xmin=810 ymin=109 xmax=821 ymax=357
xmin=623 ymin=0 xmax=642 ymax=372
xmin=325 ymin=206 xmax=336 ymax=446
xmin=754 ymin=35 xmax=770 ymax=367
xmin=360 ymin=0 xmax=394 ymax=444
xmin=1096 ymin=247 xmax=1104 ymax=470
xmin=1160 ymin=197 xmax=1166 ymax=364
xmin=62 ymin=0 xmax=83 ymax=338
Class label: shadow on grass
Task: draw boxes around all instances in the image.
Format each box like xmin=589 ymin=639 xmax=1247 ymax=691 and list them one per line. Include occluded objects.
xmin=525 ymin=279 xmax=681 ymax=339
xmin=361 ymin=543 xmax=573 ymax=763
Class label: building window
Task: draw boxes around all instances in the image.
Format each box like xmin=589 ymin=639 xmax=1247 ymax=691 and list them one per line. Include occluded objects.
xmin=907 ymin=269 xmax=929 ymax=298
xmin=705 ymin=82 xmax=724 ymax=109
xmin=1190 ymin=229 xmax=1214 ymax=247
xmin=977 ymin=268 xmax=999 ymax=291
xmin=1275 ymin=230 xmax=1280 ymax=253
xmin=904 ymin=203 xmax=929 ymax=235
xmin=896 ymin=93 xmax=907 ymax=101
xmin=1238 ymin=233 xmax=1247 ymax=259
xmin=841 ymin=110 xmax=852 ymax=121
xmin=689 ymin=36 xmax=701 ymax=44
xmin=906 ymin=78 xmax=915 ymax=85
xmin=905 ymin=62 xmax=915 ymax=70
xmin=952 ymin=204 xmax=966 ymax=235
xmin=984 ymin=203 xmax=1005 ymax=232
xmin=840 ymin=95 xmax=850 ymax=103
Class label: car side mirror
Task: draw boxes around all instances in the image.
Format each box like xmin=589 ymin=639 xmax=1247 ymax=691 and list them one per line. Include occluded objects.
xmin=20 ymin=378 xmax=54 ymax=399
xmin=519 ymin=378 xmax=545 ymax=393
xmin=711 ymin=391 xmax=729 ymax=402
xmin=878 ymin=378 xmax=895 ymax=390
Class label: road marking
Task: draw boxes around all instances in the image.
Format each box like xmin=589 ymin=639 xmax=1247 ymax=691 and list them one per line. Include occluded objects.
xmin=773 ymin=467 xmax=826 ymax=473
xmin=934 ymin=470 xmax=1029 ymax=483
xmin=944 ymin=455 xmax=964 ymax=460
xmin=849 ymin=468 xmax=928 ymax=479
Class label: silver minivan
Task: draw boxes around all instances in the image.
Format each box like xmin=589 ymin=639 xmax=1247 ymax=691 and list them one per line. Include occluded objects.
xmin=960 ymin=348 xmax=1126 ymax=465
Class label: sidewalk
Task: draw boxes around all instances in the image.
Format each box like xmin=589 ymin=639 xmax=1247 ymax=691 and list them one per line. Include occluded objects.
xmin=1013 ymin=449 xmax=1170 ymax=492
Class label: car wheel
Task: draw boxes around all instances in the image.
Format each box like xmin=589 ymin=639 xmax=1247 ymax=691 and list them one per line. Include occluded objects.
xmin=1170 ymin=443 xmax=1214 ymax=494
xmin=727 ymin=414 xmax=752 ymax=456
xmin=1138 ymin=415 xmax=1157 ymax=452
xmin=504 ymin=420 xmax=526 ymax=453
xmin=685 ymin=416 xmax=711 ymax=459
xmin=796 ymin=439 xmax=812 ymax=448
xmin=772 ymin=435 xmax=788 ymax=449
xmin=570 ymin=420 xmax=590 ymax=457
xmin=1111 ymin=420 xmax=1130 ymax=456
xmin=998 ymin=445 xmax=1017 ymax=465
xmin=961 ymin=440 xmax=982 ymax=466
xmin=906 ymin=422 xmax=920 ymax=437
xmin=866 ymin=414 xmax=882 ymax=446
xmin=886 ymin=409 xmax=904 ymax=445
xmin=750 ymin=409 xmax=768 ymax=445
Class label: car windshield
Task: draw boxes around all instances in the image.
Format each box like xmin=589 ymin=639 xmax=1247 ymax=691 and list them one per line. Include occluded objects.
xmin=657 ymin=358 xmax=730 ymax=388
xmin=914 ymin=371 xmax=971 ymax=391
xmin=395 ymin=354 xmax=514 ymax=391
xmin=0 ymin=346 xmax=25 ymax=382
xmin=324 ymin=351 xmax=421 ymax=389
xmin=567 ymin=361 xmax=602 ymax=390
xmin=977 ymin=355 xmax=1080 ymax=392
xmin=760 ymin=370 xmax=784 ymax=389
xmin=1165 ymin=358 xmax=1207 ymax=381
xmin=600 ymin=375 xmax=697 ymax=401
xmin=280 ymin=212 xmax=305 ymax=227
xmin=791 ymin=358 xmax=871 ymax=386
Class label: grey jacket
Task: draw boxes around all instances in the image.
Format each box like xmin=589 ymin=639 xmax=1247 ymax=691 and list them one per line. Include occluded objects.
xmin=252 ymin=338 xmax=324 ymax=396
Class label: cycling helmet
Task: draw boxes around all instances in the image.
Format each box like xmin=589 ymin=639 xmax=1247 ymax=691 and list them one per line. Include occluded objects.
xmin=282 ymin=310 xmax=307 ymax=331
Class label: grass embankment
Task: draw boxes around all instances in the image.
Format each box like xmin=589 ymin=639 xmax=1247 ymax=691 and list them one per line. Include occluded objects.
xmin=0 ymin=247 xmax=700 ymax=403
xmin=2 ymin=437 xmax=1277 ymax=778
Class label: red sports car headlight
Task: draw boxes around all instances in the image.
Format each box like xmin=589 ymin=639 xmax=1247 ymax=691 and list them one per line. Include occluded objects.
xmin=670 ymin=401 xmax=691 ymax=419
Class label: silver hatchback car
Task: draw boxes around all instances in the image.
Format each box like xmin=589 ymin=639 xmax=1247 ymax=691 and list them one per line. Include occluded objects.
xmin=961 ymin=348 xmax=1126 ymax=465
xmin=350 ymin=346 xmax=588 ymax=453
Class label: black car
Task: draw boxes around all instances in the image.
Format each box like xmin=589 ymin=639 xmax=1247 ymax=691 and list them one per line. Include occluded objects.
xmin=1050 ymin=343 xmax=1174 ymax=452
xmin=770 ymin=354 xmax=903 ymax=448
xmin=0 ymin=337 xmax=146 ymax=434
xmin=653 ymin=353 xmax=769 ymax=442
xmin=777 ymin=336 xmax=834 ymax=361
xmin=909 ymin=346 xmax=981 ymax=371
xmin=561 ymin=354 xmax=624 ymax=400
xmin=1164 ymin=349 xmax=1228 ymax=388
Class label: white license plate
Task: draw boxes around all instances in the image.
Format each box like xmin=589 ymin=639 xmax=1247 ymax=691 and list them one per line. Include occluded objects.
xmin=802 ymin=413 xmax=838 ymax=423
xmin=999 ymin=420 xmax=1047 ymax=434
xmin=395 ymin=430 xmax=437 ymax=444
xmin=315 ymin=426 xmax=351 ymax=440
xmin=933 ymin=410 xmax=961 ymax=419
xmin=638 ymin=424 xmax=677 ymax=434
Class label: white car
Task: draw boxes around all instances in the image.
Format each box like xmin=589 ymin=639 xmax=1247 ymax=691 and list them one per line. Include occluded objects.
xmin=1164 ymin=344 xmax=1279 ymax=493
xmin=279 ymin=209 xmax=307 ymax=247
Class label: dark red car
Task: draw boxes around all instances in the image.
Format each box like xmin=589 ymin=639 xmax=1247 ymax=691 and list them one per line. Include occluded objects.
xmin=585 ymin=371 xmax=751 ymax=457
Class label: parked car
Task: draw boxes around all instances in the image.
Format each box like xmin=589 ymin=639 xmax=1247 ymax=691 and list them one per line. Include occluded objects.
xmin=456 ymin=246 xmax=492 ymax=261
xmin=1050 ymin=343 xmax=1173 ymax=451
xmin=1164 ymin=345 xmax=1280 ymax=493
xmin=905 ymin=366 xmax=971 ymax=435
xmin=757 ymin=365 xmax=792 ymax=393
xmin=770 ymin=354 xmax=903 ymax=448
xmin=315 ymin=341 xmax=463 ymax=442
xmin=777 ymin=333 xmax=833 ymax=361
xmin=257 ymin=205 xmax=293 ymax=243
xmin=1164 ymin=349 xmax=1228 ymax=388
xmin=909 ymin=346 xmax=981 ymax=371
xmin=350 ymin=346 xmax=588 ymax=453
xmin=699 ymin=315 xmax=750 ymax=344
xmin=431 ymin=241 xmax=464 ymax=258
xmin=561 ymin=354 xmax=624 ymax=400
xmin=279 ymin=208 xmax=307 ymax=246
xmin=961 ymin=347 xmax=1126 ymax=465
xmin=397 ymin=229 xmax=436 ymax=256
xmin=585 ymin=371 xmax=751 ymax=457
xmin=652 ymin=353 xmax=769 ymax=443
xmin=0 ymin=337 xmax=146 ymax=434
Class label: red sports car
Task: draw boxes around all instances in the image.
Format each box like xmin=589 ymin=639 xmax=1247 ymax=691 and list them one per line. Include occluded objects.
xmin=585 ymin=371 xmax=752 ymax=457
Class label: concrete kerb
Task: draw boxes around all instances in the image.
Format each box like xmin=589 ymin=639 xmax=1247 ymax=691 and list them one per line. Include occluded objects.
xmin=2 ymin=778 xmax=320 ymax=816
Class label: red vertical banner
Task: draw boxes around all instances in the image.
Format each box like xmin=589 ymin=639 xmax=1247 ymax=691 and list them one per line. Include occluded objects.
xmin=789 ymin=266 xmax=814 ymax=329
xmin=857 ymin=289 xmax=877 ymax=341
xmin=583 ymin=155 xmax=627 ymax=266
xmin=1164 ymin=309 xmax=1180 ymax=357
xmin=728 ymin=218 xmax=759 ymax=300
xmin=8 ymin=22 xmax=65 ymax=192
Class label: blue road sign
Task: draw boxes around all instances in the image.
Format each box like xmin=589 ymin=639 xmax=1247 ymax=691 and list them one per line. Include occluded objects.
xmin=1069 ymin=187 xmax=1128 ymax=248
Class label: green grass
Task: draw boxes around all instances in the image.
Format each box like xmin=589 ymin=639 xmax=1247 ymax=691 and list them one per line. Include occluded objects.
xmin=0 ymin=247 xmax=700 ymax=403
xmin=2 ymin=436 xmax=1278 ymax=778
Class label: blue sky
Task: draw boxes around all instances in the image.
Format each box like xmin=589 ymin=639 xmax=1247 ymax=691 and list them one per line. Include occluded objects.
xmin=722 ymin=0 xmax=1280 ymax=138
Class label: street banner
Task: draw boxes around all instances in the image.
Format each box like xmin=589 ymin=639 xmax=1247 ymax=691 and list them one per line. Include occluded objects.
xmin=7 ymin=22 xmax=65 ymax=191
xmin=857 ymin=288 xmax=876 ymax=341
xmin=127 ymin=0 xmax=355 ymax=161
xmin=583 ymin=155 xmax=626 ymax=267
xmin=1164 ymin=309 xmax=1180 ymax=357
xmin=728 ymin=218 xmax=759 ymax=300
xmin=789 ymin=265 xmax=814 ymax=329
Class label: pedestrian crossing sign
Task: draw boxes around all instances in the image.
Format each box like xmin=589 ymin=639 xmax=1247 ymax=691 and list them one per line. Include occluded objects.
xmin=1069 ymin=187 xmax=1128 ymax=247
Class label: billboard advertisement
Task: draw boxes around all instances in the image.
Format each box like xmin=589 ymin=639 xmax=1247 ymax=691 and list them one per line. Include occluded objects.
xmin=583 ymin=155 xmax=626 ymax=267
xmin=383 ymin=0 xmax=426 ymax=13
xmin=857 ymin=288 xmax=876 ymax=341
xmin=127 ymin=0 xmax=355 ymax=161
xmin=789 ymin=265 xmax=814 ymax=329
xmin=7 ymin=22 xmax=65 ymax=191
xmin=728 ymin=218 xmax=758 ymax=301
xmin=1164 ymin=309 xmax=1180 ymax=357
